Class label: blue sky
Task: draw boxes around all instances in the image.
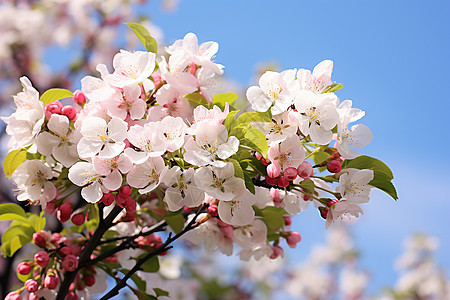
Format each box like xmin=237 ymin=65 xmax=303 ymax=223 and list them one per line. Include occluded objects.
xmin=141 ymin=0 xmax=450 ymax=296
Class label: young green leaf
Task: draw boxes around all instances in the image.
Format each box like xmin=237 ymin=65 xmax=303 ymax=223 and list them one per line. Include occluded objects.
xmin=184 ymin=92 xmax=209 ymax=108
xmin=369 ymin=170 xmax=398 ymax=200
xmin=243 ymin=128 xmax=268 ymax=156
xmin=342 ymin=155 xmax=394 ymax=179
xmin=3 ymin=148 xmax=27 ymax=178
xmin=39 ymin=88 xmax=74 ymax=105
xmin=0 ymin=203 xmax=26 ymax=217
xmin=324 ymin=83 xmax=343 ymax=93
xmin=165 ymin=212 xmax=185 ymax=233
xmin=211 ymin=93 xmax=238 ymax=110
xmin=125 ymin=22 xmax=158 ymax=54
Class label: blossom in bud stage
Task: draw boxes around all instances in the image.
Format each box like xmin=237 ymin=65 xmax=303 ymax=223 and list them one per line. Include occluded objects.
xmin=57 ymin=203 xmax=73 ymax=223
xmin=33 ymin=231 xmax=48 ymax=248
xmin=105 ymin=50 xmax=156 ymax=88
xmin=336 ymin=168 xmax=374 ymax=204
xmin=60 ymin=247 xmax=72 ymax=257
xmin=83 ymin=275 xmax=96 ymax=287
xmin=265 ymin=176 xmax=278 ymax=186
xmin=297 ymin=161 xmax=314 ymax=179
xmin=50 ymin=233 xmax=62 ymax=245
xmin=17 ymin=262 xmax=32 ymax=275
xmin=208 ymin=204 xmax=218 ymax=216
xmin=34 ymin=250 xmax=50 ymax=267
xmin=291 ymin=90 xmax=339 ymax=145
xmin=301 ymin=193 xmax=310 ymax=201
xmin=255 ymin=152 xmax=263 ymax=160
xmin=62 ymin=254 xmax=78 ymax=272
xmin=277 ymin=176 xmax=290 ymax=188
xmin=119 ymin=185 xmax=132 ymax=196
xmin=246 ymin=69 xmax=297 ymax=115
xmin=61 ymin=106 xmax=77 ymax=120
xmin=270 ymin=188 xmax=282 ymax=203
xmin=115 ymin=193 xmax=130 ymax=208
xmin=270 ymin=245 xmax=284 ymax=259
xmin=267 ymin=163 xmax=281 ymax=178
xmin=297 ymin=60 xmax=334 ymax=94
xmin=327 ymin=199 xmax=339 ymax=207
xmin=44 ymin=275 xmax=59 ymax=290
xmin=25 ymin=279 xmax=38 ymax=292
xmin=5 ymin=292 xmax=20 ymax=300
xmin=73 ymin=90 xmax=86 ymax=106
xmin=286 ymin=232 xmax=302 ymax=248
xmin=336 ymin=100 xmax=373 ymax=159
xmin=284 ymin=216 xmax=292 ymax=226
xmin=101 ymin=192 xmax=115 ymax=206
xmin=284 ymin=167 xmax=298 ymax=181
xmin=66 ymin=291 xmax=79 ymax=300
xmin=77 ymin=116 xmax=127 ymax=159
xmin=45 ymin=101 xmax=62 ymax=119
xmin=327 ymin=159 xmax=342 ymax=173
xmin=71 ymin=213 xmax=85 ymax=226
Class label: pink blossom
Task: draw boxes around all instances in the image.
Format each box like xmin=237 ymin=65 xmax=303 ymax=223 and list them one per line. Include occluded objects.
xmin=62 ymin=254 xmax=78 ymax=272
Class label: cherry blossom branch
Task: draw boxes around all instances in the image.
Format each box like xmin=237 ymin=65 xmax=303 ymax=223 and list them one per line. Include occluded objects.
xmin=99 ymin=209 xmax=203 ymax=300
xmin=56 ymin=205 xmax=123 ymax=300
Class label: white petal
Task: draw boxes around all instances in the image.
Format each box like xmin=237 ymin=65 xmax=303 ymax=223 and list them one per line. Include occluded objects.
xmin=101 ymin=169 xmax=123 ymax=191
xmin=81 ymin=181 xmax=103 ymax=203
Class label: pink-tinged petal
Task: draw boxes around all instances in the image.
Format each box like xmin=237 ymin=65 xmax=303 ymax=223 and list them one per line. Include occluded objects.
xmin=296 ymin=69 xmax=312 ymax=90
xmin=182 ymin=33 xmax=199 ymax=54
xmin=198 ymin=41 xmax=218 ymax=59
xmin=129 ymin=99 xmax=146 ymax=120
xmin=53 ymin=143 xmax=78 ymax=168
xmin=80 ymin=117 xmax=107 ymax=140
xmin=101 ymin=169 xmax=123 ymax=191
xmin=218 ymin=192 xmax=256 ymax=226
xmin=312 ymin=60 xmax=333 ymax=81
xmin=246 ymin=86 xmax=271 ymax=112
xmin=68 ymin=162 xmax=98 ymax=186
xmin=92 ymin=157 xmax=113 ymax=176
xmin=36 ymin=132 xmax=59 ymax=157
xmin=117 ymin=154 xmax=133 ymax=174
xmin=349 ymin=124 xmax=373 ymax=148
xmin=47 ymin=114 xmax=69 ymax=136
xmin=82 ymin=181 xmax=103 ymax=203
xmin=216 ymin=136 xmax=239 ymax=159
xmin=124 ymin=148 xmax=149 ymax=164
xmin=108 ymin=117 xmax=128 ymax=142
xmin=77 ymin=138 xmax=103 ymax=158
xmin=99 ymin=142 xmax=125 ymax=159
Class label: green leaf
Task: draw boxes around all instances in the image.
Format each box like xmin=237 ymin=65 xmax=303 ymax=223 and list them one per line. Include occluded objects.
xmin=184 ymin=92 xmax=208 ymax=108
xmin=139 ymin=255 xmax=160 ymax=273
xmin=3 ymin=149 xmax=27 ymax=178
xmin=39 ymin=88 xmax=74 ymax=105
xmin=309 ymin=151 xmax=329 ymax=172
xmin=27 ymin=212 xmax=46 ymax=232
xmin=369 ymin=170 xmax=398 ymax=200
xmin=126 ymin=270 xmax=147 ymax=291
xmin=260 ymin=207 xmax=286 ymax=237
xmin=153 ymin=288 xmax=169 ymax=297
xmin=324 ymin=83 xmax=343 ymax=93
xmin=243 ymin=128 xmax=268 ymax=156
xmin=228 ymin=158 xmax=244 ymax=180
xmin=299 ymin=179 xmax=315 ymax=193
xmin=236 ymin=110 xmax=272 ymax=125
xmin=0 ymin=203 xmax=26 ymax=217
xmin=1 ymin=223 xmax=33 ymax=257
xmin=125 ymin=22 xmax=158 ymax=54
xmin=0 ymin=213 xmax=33 ymax=225
xmin=17 ymin=269 xmax=33 ymax=283
xmin=223 ymin=110 xmax=238 ymax=132
xmin=342 ymin=155 xmax=393 ymax=180
xmin=243 ymin=172 xmax=255 ymax=194
xmin=165 ymin=212 xmax=185 ymax=233
xmin=211 ymin=93 xmax=238 ymax=110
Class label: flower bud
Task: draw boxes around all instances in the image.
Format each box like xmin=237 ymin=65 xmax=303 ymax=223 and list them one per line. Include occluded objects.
xmin=208 ymin=204 xmax=218 ymax=216
xmin=61 ymin=106 xmax=77 ymax=121
xmin=319 ymin=207 xmax=328 ymax=219
xmin=286 ymin=232 xmax=302 ymax=248
xmin=72 ymin=90 xmax=86 ymax=106
xmin=25 ymin=279 xmax=38 ymax=292
xmin=17 ymin=262 xmax=32 ymax=275
xmin=301 ymin=193 xmax=310 ymax=201
xmin=270 ymin=245 xmax=284 ymax=259
xmin=57 ymin=203 xmax=73 ymax=223
xmin=270 ymin=188 xmax=282 ymax=203
xmin=5 ymin=292 xmax=20 ymax=300
xmin=283 ymin=167 xmax=298 ymax=181
xmin=297 ymin=161 xmax=313 ymax=179
xmin=71 ymin=213 xmax=85 ymax=226
xmin=29 ymin=293 xmax=38 ymax=300
xmin=44 ymin=274 xmax=59 ymax=290
xmin=119 ymin=185 xmax=132 ymax=196
xmin=327 ymin=159 xmax=341 ymax=173
xmin=62 ymin=254 xmax=78 ymax=272
xmin=115 ymin=193 xmax=130 ymax=208
xmin=60 ymin=246 xmax=72 ymax=257
xmin=125 ymin=197 xmax=137 ymax=213
xmin=101 ymin=192 xmax=115 ymax=206
xmin=34 ymin=250 xmax=50 ymax=267
xmin=260 ymin=157 xmax=269 ymax=166
xmin=277 ymin=176 xmax=290 ymax=188
xmin=50 ymin=233 xmax=62 ymax=245
xmin=45 ymin=101 xmax=63 ymax=119
xmin=327 ymin=199 xmax=339 ymax=207
xmin=66 ymin=291 xmax=79 ymax=300
xmin=33 ymin=232 xmax=48 ymax=248
xmin=45 ymin=201 xmax=57 ymax=214
xmin=265 ymin=176 xmax=278 ymax=186
xmin=83 ymin=275 xmax=95 ymax=287
xmin=266 ymin=163 xmax=281 ymax=178
xmin=283 ymin=216 xmax=292 ymax=226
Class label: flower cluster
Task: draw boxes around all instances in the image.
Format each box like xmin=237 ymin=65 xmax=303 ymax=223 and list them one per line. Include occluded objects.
xmin=0 ymin=24 xmax=396 ymax=299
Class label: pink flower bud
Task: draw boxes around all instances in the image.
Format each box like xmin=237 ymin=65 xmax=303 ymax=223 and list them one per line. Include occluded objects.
xmin=283 ymin=167 xmax=298 ymax=181
xmin=83 ymin=275 xmax=95 ymax=287
xmin=44 ymin=274 xmax=59 ymax=290
xmin=68 ymin=244 xmax=82 ymax=256
xmin=25 ymin=279 xmax=38 ymax=292
xmin=286 ymin=232 xmax=302 ymax=248
xmin=319 ymin=207 xmax=328 ymax=219
xmin=34 ymin=250 xmax=50 ymax=267
xmin=5 ymin=292 xmax=20 ymax=300
xmin=151 ymin=73 xmax=162 ymax=86
xmin=57 ymin=203 xmax=73 ymax=223
xmin=254 ymin=152 xmax=262 ymax=160
xmin=17 ymin=262 xmax=32 ymax=275
xmin=72 ymin=90 xmax=86 ymax=106
xmin=284 ymin=216 xmax=292 ymax=226
xmin=115 ymin=193 xmax=129 ymax=208
xmin=301 ymin=193 xmax=310 ymax=201
xmin=125 ymin=197 xmax=137 ymax=213
xmin=119 ymin=185 xmax=132 ymax=196
xmin=265 ymin=176 xmax=278 ymax=186
xmin=208 ymin=204 xmax=218 ymax=216
xmin=61 ymin=105 xmax=77 ymax=121
xmin=270 ymin=189 xmax=282 ymax=203
xmin=277 ymin=176 xmax=290 ymax=188
xmin=270 ymin=245 xmax=284 ymax=259
xmin=327 ymin=160 xmax=341 ymax=173
xmin=33 ymin=231 xmax=48 ymax=248
xmin=45 ymin=201 xmax=57 ymax=214
xmin=66 ymin=292 xmax=79 ymax=300
xmin=60 ymin=246 xmax=72 ymax=257
xmin=183 ymin=206 xmax=193 ymax=213
xmin=148 ymin=234 xmax=162 ymax=244
xmin=50 ymin=233 xmax=62 ymax=245
xmin=260 ymin=157 xmax=269 ymax=166
xmin=267 ymin=163 xmax=281 ymax=178
xmin=62 ymin=254 xmax=78 ymax=272
xmin=327 ymin=199 xmax=339 ymax=207
xmin=297 ymin=161 xmax=313 ymax=179
xmin=29 ymin=293 xmax=38 ymax=300
xmin=71 ymin=213 xmax=85 ymax=226
xmin=101 ymin=192 xmax=115 ymax=206
xmin=45 ymin=101 xmax=63 ymax=119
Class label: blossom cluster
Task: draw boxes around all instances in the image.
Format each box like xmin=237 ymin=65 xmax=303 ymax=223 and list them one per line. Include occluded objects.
xmin=0 ymin=24 xmax=396 ymax=299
